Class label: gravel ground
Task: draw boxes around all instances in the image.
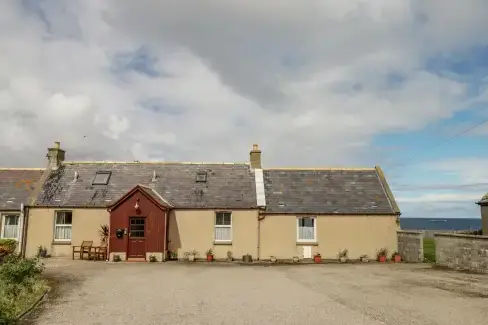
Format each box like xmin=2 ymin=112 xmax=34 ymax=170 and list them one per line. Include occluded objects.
xmin=20 ymin=260 xmax=488 ymax=325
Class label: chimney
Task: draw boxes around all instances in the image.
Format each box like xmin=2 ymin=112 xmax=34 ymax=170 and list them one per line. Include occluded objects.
xmin=47 ymin=141 xmax=65 ymax=170
xmin=250 ymin=144 xmax=262 ymax=169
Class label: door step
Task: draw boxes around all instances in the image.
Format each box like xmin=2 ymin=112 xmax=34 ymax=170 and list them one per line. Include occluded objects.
xmin=126 ymin=258 xmax=146 ymax=262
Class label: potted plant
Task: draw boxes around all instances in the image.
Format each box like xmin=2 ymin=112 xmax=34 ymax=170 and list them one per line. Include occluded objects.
xmin=314 ymin=253 xmax=322 ymax=263
xmin=226 ymin=250 xmax=233 ymax=262
xmin=36 ymin=245 xmax=48 ymax=258
xmin=98 ymin=224 xmax=109 ymax=244
xmin=184 ymin=249 xmax=198 ymax=262
xmin=149 ymin=254 xmax=157 ymax=263
xmin=293 ymin=256 xmax=300 ymax=263
xmin=270 ymin=256 xmax=277 ymax=263
xmin=377 ymin=248 xmax=388 ymax=263
xmin=113 ymin=254 xmax=121 ymax=262
xmin=338 ymin=249 xmax=348 ymax=263
xmin=391 ymin=251 xmax=401 ymax=263
xmin=206 ymin=249 xmax=214 ymax=262
xmin=242 ymin=253 xmax=253 ymax=263
xmin=360 ymin=254 xmax=369 ymax=263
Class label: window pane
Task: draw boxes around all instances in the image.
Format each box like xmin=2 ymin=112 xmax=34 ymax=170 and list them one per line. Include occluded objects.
xmin=3 ymin=215 xmax=19 ymax=239
xmin=216 ymin=212 xmax=231 ymax=225
xmin=93 ymin=172 xmax=111 ymax=185
xmin=215 ymin=226 xmax=231 ymax=241
xmin=56 ymin=212 xmax=72 ymax=225
xmin=300 ymin=218 xmax=314 ymax=228
xmin=55 ymin=226 xmax=72 ymax=240
xmin=5 ymin=215 xmax=19 ymax=226
xmin=298 ymin=217 xmax=315 ymax=241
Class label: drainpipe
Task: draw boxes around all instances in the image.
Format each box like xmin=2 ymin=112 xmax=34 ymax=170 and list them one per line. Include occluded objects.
xmin=257 ymin=210 xmax=265 ymax=260
xmin=164 ymin=210 xmax=169 ymax=260
xmin=20 ymin=204 xmax=28 ymax=258
xmin=18 ymin=203 xmax=24 ymax=256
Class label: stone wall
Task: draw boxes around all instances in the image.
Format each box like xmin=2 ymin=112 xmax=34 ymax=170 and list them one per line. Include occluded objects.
xmin=435 ymin=233 xmax=488 ymax=273
xmin=397 ymin=230 xmax=424 ymax=262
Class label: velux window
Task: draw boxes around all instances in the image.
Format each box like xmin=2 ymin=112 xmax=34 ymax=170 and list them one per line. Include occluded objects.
xmin=93 ymin=171 xmax=111 ymax=185
xmin=1 ymin=214 xmax=19 ymax=239
xmin=215 ymin=212 xmax=232 ymax=242
xmin=196 ymin=171 xmax=207 ymax=182
xmin=54 ymin=211 xmax=72 ymax=241
xmin=297 ymin=216 xmax=316 ymax=242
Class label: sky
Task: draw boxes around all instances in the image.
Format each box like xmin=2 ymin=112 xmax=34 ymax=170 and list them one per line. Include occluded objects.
xmin=1 ymin=0 xmax=488 ymax=219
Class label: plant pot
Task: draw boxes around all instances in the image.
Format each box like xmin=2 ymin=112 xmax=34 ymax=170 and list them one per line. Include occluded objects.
xmin=339 ymin=257 xmax=347 ymax=263
xmin=270 ymin=256 xmax=277 ymax=263
xmin=293 ymin=256 xmax=300 ymax=263
xmin=378 ymin=255 xmax=387 ymax=263
xmin=393 ymin=255 xmax=401 ymax=263
xmin=188 ymin=255 xmax=195 ymax=262
xmin=242 ymin=254 xmax=253 ymax=263
xmin=206 ymin=254 xmax=213 ymax=262
xmin=360 ymin=257 xmax=369 ymax=263
xmin=314 ymin=255 xmax=321 ymax=263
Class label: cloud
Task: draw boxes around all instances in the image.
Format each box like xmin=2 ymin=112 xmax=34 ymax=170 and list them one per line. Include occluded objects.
xmin=0 ymin=0 xmax=487 ymax=175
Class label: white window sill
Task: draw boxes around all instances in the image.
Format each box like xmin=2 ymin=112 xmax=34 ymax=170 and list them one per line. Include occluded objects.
xmin=52 ymin=240 xmax=72 ymax=245
xmin=213 ymin=241 xmax=232 ymax=245
xmin=296 ymin=241 xmax=318 ymax=246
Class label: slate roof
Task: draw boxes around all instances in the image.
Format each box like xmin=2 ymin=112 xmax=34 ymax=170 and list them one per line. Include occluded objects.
xmin=263 ymin=168 xmax=398 ymax=215
xmin=34 ymin=163 xmax=257 ymax=209
xmin=0 ymin=169 xmax=45 ymax=210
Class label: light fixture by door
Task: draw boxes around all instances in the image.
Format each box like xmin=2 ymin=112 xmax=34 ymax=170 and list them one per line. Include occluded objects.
xmin=134 ymin=198 xmax=140 ymax=210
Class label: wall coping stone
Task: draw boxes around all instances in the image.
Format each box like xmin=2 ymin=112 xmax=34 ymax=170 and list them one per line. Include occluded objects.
xmin=434 ymin=233 xmax=488 ymax=240
xmin=397 ymin=230 xmax=423 ymax=235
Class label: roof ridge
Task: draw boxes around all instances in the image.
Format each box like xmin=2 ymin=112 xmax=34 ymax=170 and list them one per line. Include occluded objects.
xmin=264 ymin=167 xmax=375 ymax=171
xmin=62 ymin=161 xmax=250 ymax=165
xmin=0 ymin=168 xmax=45 ymax=171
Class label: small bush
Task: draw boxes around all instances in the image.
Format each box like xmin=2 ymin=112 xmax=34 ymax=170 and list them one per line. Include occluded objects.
xmin=0 ymin=255 xmax=44 ymax=287
xmin=0 ymin=239 xmax=17 ymax=257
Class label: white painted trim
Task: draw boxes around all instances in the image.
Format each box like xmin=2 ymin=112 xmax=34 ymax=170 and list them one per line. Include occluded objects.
xmin=53 ymin=211 xmax=73 ymax=242
xmin=296 ymin=216 xmax=317 ymax=243
xmin=0 ymin=213 xmax=20 ymax=240
xmin=254 ymin=169 xmax=266 ymax=207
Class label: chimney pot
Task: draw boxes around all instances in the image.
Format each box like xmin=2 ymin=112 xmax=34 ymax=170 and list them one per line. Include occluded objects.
xmin=47 ymin=141 xmax=65 ymax=170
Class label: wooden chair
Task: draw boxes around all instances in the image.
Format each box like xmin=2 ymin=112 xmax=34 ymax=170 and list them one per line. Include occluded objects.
xmin=72 ymin=241 xmax=93 ymax=260
xmin=93 ymin=242 xmax=108 ymax=261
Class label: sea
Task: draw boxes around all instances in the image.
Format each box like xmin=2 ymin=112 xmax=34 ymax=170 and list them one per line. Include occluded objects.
xmin=400 ymin=218 xmax=482 ymax=231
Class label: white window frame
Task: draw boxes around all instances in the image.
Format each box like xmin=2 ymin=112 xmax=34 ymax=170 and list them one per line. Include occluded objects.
xmin=1 ymin=214 xmax=20 ymax=240
xmin=296 ymin=216 xmax=317 ymax=243
xmin=53 ymin=211 xmax=73 ymax=242
xmin=214 ymin=211 xmax=232 ymax=242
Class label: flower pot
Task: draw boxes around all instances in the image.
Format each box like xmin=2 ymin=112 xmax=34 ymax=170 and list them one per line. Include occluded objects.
xmin=314 ymin=255 xmax=321 ymax=263
xmin=270 ymin=256 xmax=277 ymax=263
xmin=360 ymin=257 xmax=369 ymax=263
xmin=378 ymin=255 xmax=387 ymax=263
xmin=292 ymin=256 xmax=300 ymax=263
xmin=206 ymin=254 xmax=213 ymax=262
xmin=242 ymin=254 xmax=253 ymax=263
xmin=188 ymin=255 xmax=195 ymax=262
xmin=339 ymin=257 xmax=347 ymax=263
xmin=393 ymin=254 xmax=401 ymax=263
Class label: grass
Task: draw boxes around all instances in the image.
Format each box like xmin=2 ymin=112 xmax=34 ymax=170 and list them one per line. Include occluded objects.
xmin=423 ymin=238 xmax=436 ymax=263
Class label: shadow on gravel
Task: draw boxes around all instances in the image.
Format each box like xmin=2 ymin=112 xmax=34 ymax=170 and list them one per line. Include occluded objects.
xmin=19 ymin=269 xmax=86 ymax=324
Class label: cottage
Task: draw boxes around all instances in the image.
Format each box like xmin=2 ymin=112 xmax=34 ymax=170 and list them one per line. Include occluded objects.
xmin=0 ymin=168 xmax=44 ymax=253
xmin=476 ymin=194 xmax=488 ymax=234
xmin=19 ymin=142 xmax=400 ymax=261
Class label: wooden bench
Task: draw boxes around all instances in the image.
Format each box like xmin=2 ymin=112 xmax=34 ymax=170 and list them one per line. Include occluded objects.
xmin=72 ymin=241 xmax=93 ymax=260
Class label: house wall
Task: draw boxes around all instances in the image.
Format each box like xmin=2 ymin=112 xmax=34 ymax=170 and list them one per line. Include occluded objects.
xmin=167 ymin=209 xmax=258 ymax=260
xmin=109 ymin=191 xmax=166 ymax=261
xmin=25 ymin=208 xmax=109 ymax=258
xmin=259 ymin=214 xmax=398 ymax=260
xmin=435 ymin=233 xmax=488 ymax=273
xmin=481 ymin=206 xmax=488 ymax=235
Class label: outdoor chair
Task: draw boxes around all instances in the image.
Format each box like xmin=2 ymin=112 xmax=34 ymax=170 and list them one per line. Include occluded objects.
xmin=72 ymin=240 xmax=93 ymax=260
xmin=93 ymin=242 xmax=108 ymax=261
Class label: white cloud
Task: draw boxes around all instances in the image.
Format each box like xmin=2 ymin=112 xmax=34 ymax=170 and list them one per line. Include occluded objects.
xmin=0 ymin=0 xmax=487 ymax=170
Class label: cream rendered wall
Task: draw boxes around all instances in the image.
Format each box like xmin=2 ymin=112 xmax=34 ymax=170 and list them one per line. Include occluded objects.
xmin=167 ymin=209 xmax=258 ymax=260
xmin=25 ymin=208 xmax=109 ymax=258
xmin=481 ymin=206 xmax=488 ymax=235
xmin=259 ymin=214 xmax=398 ymax=260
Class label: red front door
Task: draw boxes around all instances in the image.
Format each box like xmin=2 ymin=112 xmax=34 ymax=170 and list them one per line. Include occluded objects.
xmin=128 ymin=217 xmax=146 ymax=258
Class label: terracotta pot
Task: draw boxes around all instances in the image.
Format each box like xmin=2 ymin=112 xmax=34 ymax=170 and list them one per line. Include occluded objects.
xmin=314 ymin=255 xmax=321 ymax=263
xmin=206 ymin=254 xmax=213 ymax=262
xmin=393 ymin=255 xmax=401 ymax=262
xmin=378 ymin=255 xmax=387 ymax=263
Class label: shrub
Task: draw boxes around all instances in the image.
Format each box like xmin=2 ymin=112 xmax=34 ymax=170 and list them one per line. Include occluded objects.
xmin=0 ymin=255 xmax=44 ymax=288
xmin=0 ymin=239 xmax=17 ymax=257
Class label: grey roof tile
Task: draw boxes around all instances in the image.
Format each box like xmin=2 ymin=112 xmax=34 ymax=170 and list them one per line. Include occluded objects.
xmin=0 ymin=169 xmax=45 ymax=210
xmin=35 ymin=163 xmax=257 ymax=209
xmin=263 ymin=169 xmax=396 ymax=214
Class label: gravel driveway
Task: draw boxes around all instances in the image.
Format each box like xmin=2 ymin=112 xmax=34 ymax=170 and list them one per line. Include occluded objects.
xmin=21 ymin=260 xmax=488 ymax=325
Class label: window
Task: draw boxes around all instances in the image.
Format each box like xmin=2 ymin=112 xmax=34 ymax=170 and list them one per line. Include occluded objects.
xmin=215 ymin=212 xmax=232 ymax=242
xmin=1 ymin=215 xmax=19 ymax=239
xmin=54 ymin=211 xmax=72 ymax=241
xmin=92 ymin=171 xmax=111 ymax=185
xmin=196 ymin=171 xmax=207 ymax=182
xmin=297 ymin=216 xmax=316 ymax=242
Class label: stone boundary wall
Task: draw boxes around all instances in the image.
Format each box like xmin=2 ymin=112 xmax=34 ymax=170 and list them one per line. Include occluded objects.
xmin=435 ymin=233 xmax=488 ymax=273
xmin=397 ymin=230 xmax=424 ymax=262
